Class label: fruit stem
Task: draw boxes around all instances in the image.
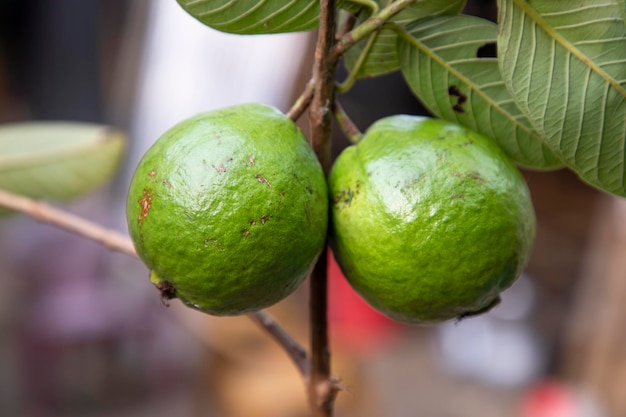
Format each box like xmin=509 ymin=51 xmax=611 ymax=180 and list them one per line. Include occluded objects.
xmin=334 ymin=0 xmax=416 ymax=57
xmin=333 ymin=98 xmax=363 ymax=144
xmin=308 ymin=0 xmax=339 ymax=415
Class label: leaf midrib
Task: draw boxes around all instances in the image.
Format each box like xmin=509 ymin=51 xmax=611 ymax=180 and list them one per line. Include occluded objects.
xmin=513 ymin=0 xmax=626 ymax=98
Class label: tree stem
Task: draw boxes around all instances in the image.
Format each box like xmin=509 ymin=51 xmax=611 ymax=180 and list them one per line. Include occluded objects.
xmin=310 ymin=2 xmax=337 ymax=174
xmin=308 ymin=0 xmax=339 ymax=415
xmin=309 ymin=250 xmax=338 ymax=416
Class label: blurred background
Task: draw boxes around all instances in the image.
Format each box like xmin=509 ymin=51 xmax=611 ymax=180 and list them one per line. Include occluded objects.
xmin=0 ymin=0 xmax=622 ymax=416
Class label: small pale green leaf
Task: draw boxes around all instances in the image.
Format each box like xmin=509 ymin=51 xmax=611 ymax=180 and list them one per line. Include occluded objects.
xmin=0 ymin=122 xmax=126 ymax=205
xmin=343 ymin=0 xmax=466 ymax=78
xmin=176 ymin=0 xmax=319 ymax=34
xmin=498 ymin=0 xmax=626 ymax=196
xmin=397 ymin=15 xmax=562 ymax=169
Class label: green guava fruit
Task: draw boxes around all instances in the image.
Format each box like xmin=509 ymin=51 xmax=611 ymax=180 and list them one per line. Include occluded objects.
xmin=126 ymin=103 xmax=328 ymax=315
xmin=329 ymin=115 xmax=536 ymax=324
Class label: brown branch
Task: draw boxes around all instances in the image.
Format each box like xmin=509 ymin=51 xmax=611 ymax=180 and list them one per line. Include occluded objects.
xmin=186 ymin=302 xmax=311 ymax=377
xmin=248 ymin=310 xmax=310 ymax=376
xmin=0 ymin=188 xmax=136 ymax=257
xmin=308 ymin=0 xmax=340 ymax=415
xmin=309 ymin=250 xmax=338 ymax=416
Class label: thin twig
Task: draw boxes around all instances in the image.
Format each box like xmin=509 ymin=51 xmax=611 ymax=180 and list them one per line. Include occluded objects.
xmin=248 ymin=310 xmax=310 ymax=376
xmin=333 ymin=99 xmax=363 ymax=144
xmin=336 ymin=31 xmax=377 ymax=93
xmin=185 ymin=303 xmax=310 ymax=377
xmin=287 ymin=79 xmax=315 ymax=122
xmin=0 ymin=188 xmax=136 ymax=257
xmin=334 ymin=0 xmax=416 ymax=57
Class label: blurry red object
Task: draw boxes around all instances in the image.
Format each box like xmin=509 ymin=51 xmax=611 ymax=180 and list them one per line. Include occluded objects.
xmin=521 ymin=380 xmax=587 ymax=417
xmin=327 ymin=250 xmax=401 ymax=355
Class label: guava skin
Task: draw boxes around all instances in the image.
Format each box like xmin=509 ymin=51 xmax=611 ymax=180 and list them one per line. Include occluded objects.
xmin=329 ymin=115 xmax=536 ymax=324
xmin=127 ymin=103 xmax=328 ymax=315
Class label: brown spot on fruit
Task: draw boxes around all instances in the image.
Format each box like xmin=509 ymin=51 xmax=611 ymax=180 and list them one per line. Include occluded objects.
xmin=333 ymin=190 xmax=346 ymax=204
xmin=333 ymin=189 xmax=354 ymax=209
xmin=250 ymin=219 xmax=256 ymax=225
xmin=255 ymin=174 xmax=272 ymax=188
xmin=149 ymin=170 xmax=156 ymax=177
xmin=261 ymin=215 xmax=268 ymax=224
xmin=138 ymin=189 xmax=154 ymax=224
xmin=343 ymin=189 xmax=354 ymax=206
xmin=242 ymin=229 xmax=250 ymax=238
xmin=467 ymin=171 xmax=486 ymax=182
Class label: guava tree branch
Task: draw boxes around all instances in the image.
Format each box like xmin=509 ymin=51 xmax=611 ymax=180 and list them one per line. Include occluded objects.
xmin=0 ymin=189 xmax=137 ymax=257
xmin=248 ymin=310 xmax=310 ymax=375
xmin=308 ymin=0 xmax=340 ymax=415
xmin=334 ymin=0 xmax=416 ymax=57
xmin=0 ymin=188 xmax=310 ymax=378
xmin=187 ymin=303 xmax=311 ymax=377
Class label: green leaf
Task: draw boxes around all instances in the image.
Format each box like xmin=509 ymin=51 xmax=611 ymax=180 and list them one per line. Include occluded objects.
xmin=397 ymin=15 xmax=563 ymax=169
xmin=342 ymin=0 xmax=466 ymax=79
xmin=0 ymin=122 xmax=126 ymax=205
xmin=498 ymin=0 xmax=626 ymax=195
xmin=176 ymin=0 xmax=319 ymax=34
